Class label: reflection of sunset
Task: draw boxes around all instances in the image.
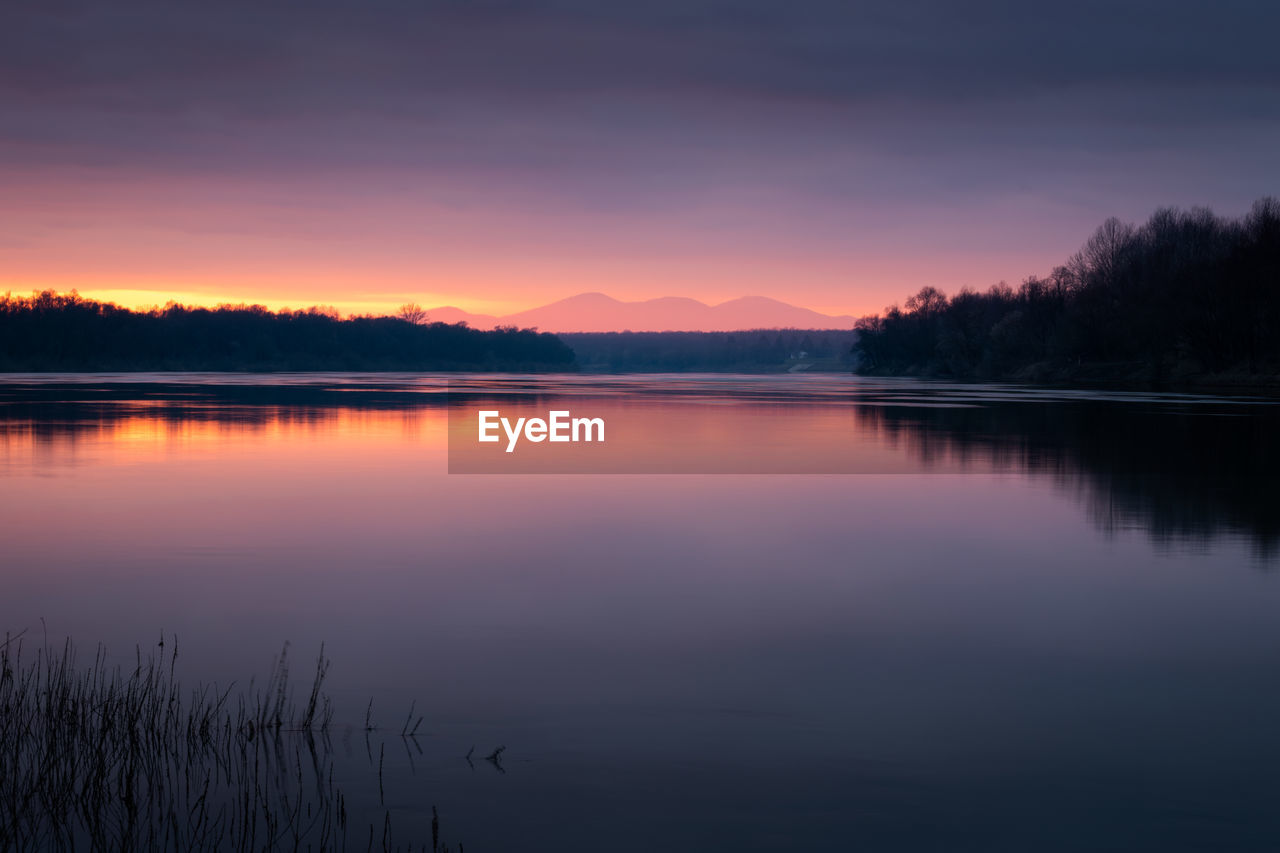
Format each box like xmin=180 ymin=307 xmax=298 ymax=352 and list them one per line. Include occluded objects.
xmin=2 ymin=400 xmax=934 ymax=475
xmin=1 ymin=376 xmax=1274 ymax=556
xmin=0 ymin=407 xmax=448 ymax=473
xmin=447 ymin=400 xmax=946 ymax=473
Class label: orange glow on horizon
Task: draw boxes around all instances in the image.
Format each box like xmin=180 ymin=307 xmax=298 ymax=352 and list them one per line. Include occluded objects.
xmin=0 ymin=281 xmax=891 ymax=322
xmin=1 ymin=166 xmax=1070 ymax=323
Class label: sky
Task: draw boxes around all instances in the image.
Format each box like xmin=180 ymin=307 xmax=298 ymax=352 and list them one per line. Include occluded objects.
xmin=2 ymin=0 xmax=1278 ymax=318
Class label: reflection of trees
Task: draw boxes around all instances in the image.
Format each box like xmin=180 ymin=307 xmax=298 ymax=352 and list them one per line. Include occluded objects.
xmin=854 ymin=400 xmax=1280 ymax=561
xmin=0 ymin=382 xmax=438 ymax=456
xmin=4 ymin=379 xmax=1276 ymax=561
xmin=0 ymin=402 xmax=342 ymax=453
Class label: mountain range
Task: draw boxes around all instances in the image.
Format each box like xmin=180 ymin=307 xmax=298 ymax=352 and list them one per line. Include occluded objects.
xmin=423 ymin=293 xmax=855 ymax=332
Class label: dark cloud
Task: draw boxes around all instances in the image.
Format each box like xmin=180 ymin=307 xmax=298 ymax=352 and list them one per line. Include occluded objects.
xmin=2 ymin=0 xmax=1277 ymax=223
xmin=6 ymin=1 xmax=1278 ymax=113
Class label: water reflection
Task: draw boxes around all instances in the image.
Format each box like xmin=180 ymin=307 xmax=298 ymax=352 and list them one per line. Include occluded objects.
xmin=3 ymin=375 xmax=1280 ymax=850
xmin=851 ymin=397 xmax=1280 ymax=559
xmin=2 ymin=374 xmax=1276 ymax=559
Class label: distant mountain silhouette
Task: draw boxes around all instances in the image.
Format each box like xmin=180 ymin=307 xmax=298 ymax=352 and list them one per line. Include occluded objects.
xmin=424 ymin=293 xmax=856 ymax=332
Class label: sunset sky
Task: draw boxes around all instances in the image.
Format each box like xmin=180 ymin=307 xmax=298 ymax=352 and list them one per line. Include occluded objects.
xmin=3 ymin=0 xmax=1278 ymax=319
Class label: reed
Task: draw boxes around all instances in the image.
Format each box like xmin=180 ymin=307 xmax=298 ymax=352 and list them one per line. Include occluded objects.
xmin=0 ymin=632 xmax=460 ymax=852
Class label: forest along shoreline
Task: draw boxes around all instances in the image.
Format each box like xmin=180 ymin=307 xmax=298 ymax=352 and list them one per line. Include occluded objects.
xmin=851 ymin=199 xmax=1280 ymax=391
xmin=3 ymin=198 xmax=1277 ymax=385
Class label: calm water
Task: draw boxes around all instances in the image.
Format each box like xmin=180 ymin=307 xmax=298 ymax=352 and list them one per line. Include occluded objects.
xmin=2 ymin=373 xmax=1279 ymax=851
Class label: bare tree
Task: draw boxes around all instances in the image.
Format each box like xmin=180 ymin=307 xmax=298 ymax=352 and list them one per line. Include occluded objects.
xmin=396 ymin=303 xmax=429 ymax=325
xmin=1082 ymin=216 xmax=1135 ymax=290
xmin=904 ymin=286 xmax=947 ymax=317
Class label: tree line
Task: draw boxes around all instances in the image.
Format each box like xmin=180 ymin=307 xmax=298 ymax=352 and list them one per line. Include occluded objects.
xmin=854 ymin=199 xmax=1280 ymax=384
xmin=561 ymin=330 xmax=857 ymax=372
xmin=0 ymin=292 xmax=574 ymax=371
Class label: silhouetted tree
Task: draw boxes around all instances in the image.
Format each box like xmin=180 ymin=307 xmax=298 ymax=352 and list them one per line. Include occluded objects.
xmin=396 ymin=303 xmax=429 ymax=324
xmin=853 ymin=199 xmax=1280 ymax=384
xmin=0 ymin=293 xmax=574 ymax=371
